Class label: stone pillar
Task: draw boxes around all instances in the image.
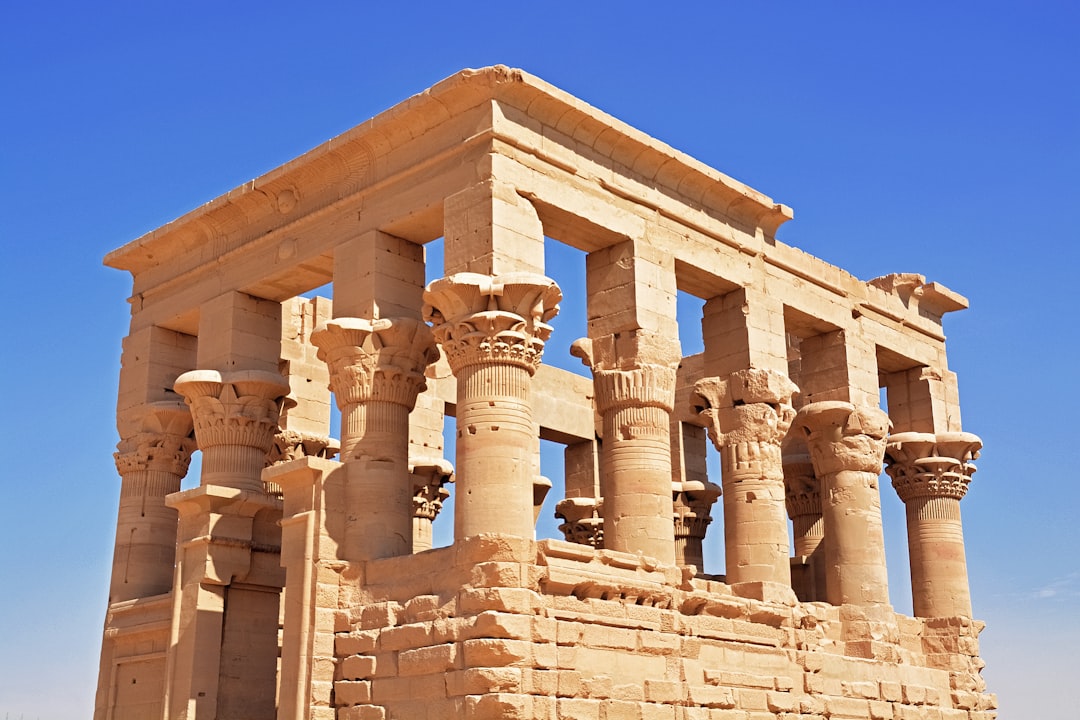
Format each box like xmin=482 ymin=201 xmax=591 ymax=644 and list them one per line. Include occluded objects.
xmin=410 ymin=458 xmax=455 ymax=552
xmin=165 ymin=291 xmax=290 ymax=720
xmin=311 ymin=317 xmax=437 ymax=561
xmin=109 ymin=402 xmax=195 ymax=603
xmin=783 ymin=437 xmax=826 ymax=602
xmin=885 ymin=431 xmax=981 ymax=618
xmin=423 ymin=272 xmax=561 ymax=540
xmin=174 ymin=369 xmax=293 ymax=493
xmin=573 ymin=338 xmax=679 ymax=564
xmin=693 ymin=368 xmax=797 ymax=587
xmin=794 ymin=401 xmax=892 ymax=607
xmin=672 ymin=480 xmax=722 ymax=571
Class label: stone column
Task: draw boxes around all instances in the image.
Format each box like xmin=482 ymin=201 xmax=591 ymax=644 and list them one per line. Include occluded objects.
xmin=311 ymin=317 xmax=437 ymax=561
xmin=694 ymin=368 xmax=797 ymax=587
xmin=794 ymin=401 xmax=892 ymax=607
xmin=572 ymin=338 xmax=679 ymax=565
xmin=885 ymin=431 xmax=981 ymax=618
xmin=174 ymin=369 xmax=292 ymax=493
xmin=783 ymin=437 xmax=826 ymax=602
xmin=410 ymin=458 xmax=455 ymax=552
xmin=423 ymin=272 xmax=561 ymax=540
xmin=672 ymin=480 xmax=722 ymax=571
xmin=110 ymin=401 xmax=196 ymax=602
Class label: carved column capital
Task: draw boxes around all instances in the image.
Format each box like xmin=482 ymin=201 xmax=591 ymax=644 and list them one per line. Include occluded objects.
xmin=884 ymin=431 xmax=981 ymax=503
xmin=114 ymin=400 xmax=197 ymax=477
xmin=555 ymin=497 xmax=604 ymax=548
xmin=693 ymin=368 xmax=798 ymax=480
xmin=311 ymin=316 xmax=438 ymax=410
xmin=410 ymin=458 xmax=455 ymax=521
xmin=794 ymin=401 xmax=892 ymax=476
xmin=266 ymin=430 xmax=340 ymax=465
xmin=423 ymin=272 xmax=561 ymax=375
xmin=174 ymin=369 xmax=293 ymax=453
xmin=783 ymin=447 xmax=821 ymax=519
xmin=672 ymin=479 xmax=722 ymax=539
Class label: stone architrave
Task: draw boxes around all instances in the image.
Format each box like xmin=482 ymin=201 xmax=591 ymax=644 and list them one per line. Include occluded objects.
xmin=885 ymin=431 xmax=982 ymax=618
xmin=694 ymin=368 xmax=797 ymax=587
xmin=572 ymin=335 xmax=680 ymax=565
xmin=410 ymin=458 xmax=454 ymax=553
xmin=110 ymin=400 xmax=196 ymax=602
xmin=672 ymin=479 xmax=722 ymax=572
xmin=174 ymin=369 xmax=293 ymax=493
xmin=423 ymin=272 xmax=561 ymax=541
xmin=783 ymin=436 xmax=826 ymax=602
xmin=794 ymin=401 xmax=892 ymax=607
xmin=312 ymin=316 xmax=438 ymax=561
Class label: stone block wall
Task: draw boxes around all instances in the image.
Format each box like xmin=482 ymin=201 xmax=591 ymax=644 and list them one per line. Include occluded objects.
xmin=294 ymin=535 xmax=996 ymax=720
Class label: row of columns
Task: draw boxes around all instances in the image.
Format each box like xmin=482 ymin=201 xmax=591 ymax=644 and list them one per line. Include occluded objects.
xmin=108 ymin=185 xmax=981 ymax=623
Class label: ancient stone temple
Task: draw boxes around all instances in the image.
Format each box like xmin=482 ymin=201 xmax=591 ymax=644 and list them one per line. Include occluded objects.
xmin=95 ymin=66 xmax=995 ymax=720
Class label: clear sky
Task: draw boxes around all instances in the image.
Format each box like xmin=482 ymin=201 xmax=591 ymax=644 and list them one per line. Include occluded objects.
xmin=2 ymin=2 xmax=1077 ymax=718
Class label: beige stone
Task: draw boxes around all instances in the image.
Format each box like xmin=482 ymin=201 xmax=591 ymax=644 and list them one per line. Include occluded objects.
xmin=95 ymin=66 xmax=992 ymax=720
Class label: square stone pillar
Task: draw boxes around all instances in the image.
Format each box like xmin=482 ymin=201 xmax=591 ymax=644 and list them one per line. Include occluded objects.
xmin=265 ymin=456 xmax=347 ymax=720
xmin=883 ymin=365 xmax=962 ymax=434
xmin=167 ymin=290 xmax=291 ymax=720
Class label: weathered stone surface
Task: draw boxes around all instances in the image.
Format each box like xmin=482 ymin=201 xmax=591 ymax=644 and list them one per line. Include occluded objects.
xmin=96 ymin=66 xmax=991 ymax=720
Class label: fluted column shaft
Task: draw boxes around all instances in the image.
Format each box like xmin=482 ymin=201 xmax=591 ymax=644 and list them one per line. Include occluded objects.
xmin=695 ymin=369 xmax=797 ymax=586
xmin=424 ymin=272 xmax=561 ymax=540
xmin=110 ymin=401 xmax=196 ymax=602
xmin=312 ymin=317 xmax=437 ymax=561
xmin=795 ymin=401 xmax=892 ymax=607
xmin=174 ymin=369 xmax=292 ymax=493
xmin=885 ymin=432 xmax=981 ymax=617
xmin=585 ymin=361 xmax=678 ymax=564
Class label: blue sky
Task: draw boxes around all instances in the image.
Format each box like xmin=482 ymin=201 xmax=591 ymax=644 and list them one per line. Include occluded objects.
xmin=2 ymin=2 xmax=1077 ymax=718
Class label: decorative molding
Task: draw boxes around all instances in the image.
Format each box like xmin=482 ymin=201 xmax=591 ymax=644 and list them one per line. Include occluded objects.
xmin=174 ymin=369 xmax=293 ymax=453
xmin=113 ymin=400 xmax=197 ymax=477
xmin=793 ymin=401 xmax=891 ymax=476
xmin=884 ymin=431 xmax=981 ymax=502
xmin=423 ymin=272 xmax=561 ymax=375
xmin=555 ymin=497 xmax=604 ymax=548
xmin=410 ymin=458 xmax=455 ymax=521
xmin=693 ymin=369 xmax=797 ymax=483
xmin=311 ymin=316 xmax=437 ymax=410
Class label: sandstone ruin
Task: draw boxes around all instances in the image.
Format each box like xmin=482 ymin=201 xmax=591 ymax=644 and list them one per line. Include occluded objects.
xmin=95 ymin=66 xmax=995 ymax=720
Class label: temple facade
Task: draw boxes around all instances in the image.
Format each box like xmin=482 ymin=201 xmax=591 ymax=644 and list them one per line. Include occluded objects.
xmin=95 ymin=66 xmax=995 ymax=720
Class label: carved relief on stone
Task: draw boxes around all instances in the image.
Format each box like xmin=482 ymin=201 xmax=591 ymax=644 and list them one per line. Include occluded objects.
xmin=410 ymin=458 xmax=455 ymax=522
xmin=671 ymin=480 xmax=722 ymax=540
xmin=794 ymin=401 xmax=892 ymax=476
xmin=782 ymin=439 xmax=821 ymax=520
xmin=423 ymin=272 xmax=561 ymax=374
xmin=113 ymin=400 xmax=198 ymax=479
xmin=266 ymin=430 xmax=340 ymax=466
xmin=311 ymin=317 xmax=438 ymax=410
xmin=173 ymin=369 xmax=294 ymax=452
xmin=555 ymin=497 xmax=604 ymax=548
xmin=692 ymin=368 xmax=798 ymax=481
xmin=884 ymin=431 xmax=981 ymax=502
